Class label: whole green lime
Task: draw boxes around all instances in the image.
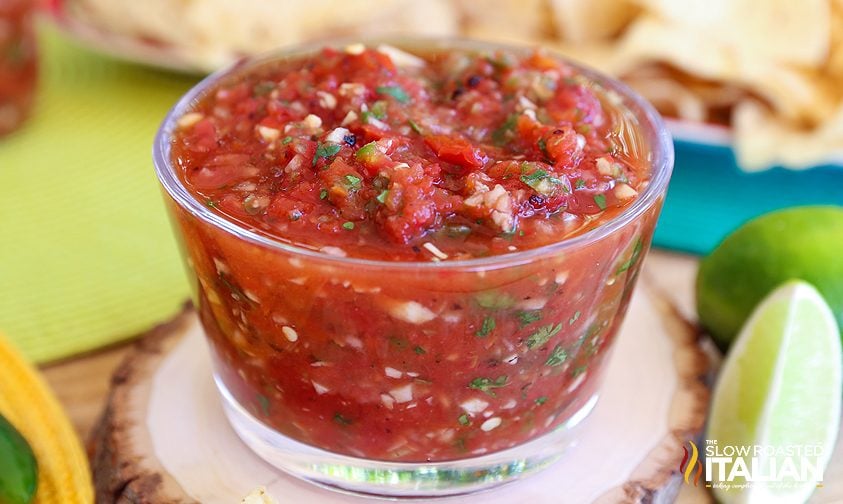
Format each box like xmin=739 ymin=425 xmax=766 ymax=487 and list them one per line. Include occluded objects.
xmin=697 ymin=206 xmax=843 ymax=349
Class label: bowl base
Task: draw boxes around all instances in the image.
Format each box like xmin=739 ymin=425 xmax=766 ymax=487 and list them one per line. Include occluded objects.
xmin=216 ymin=375 xmax=597 ymax=498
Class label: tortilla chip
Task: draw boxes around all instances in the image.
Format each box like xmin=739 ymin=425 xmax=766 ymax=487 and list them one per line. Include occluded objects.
xmin=454 ymin=0 xmax=554 ymax=42
xmin=733 ymin=100 xmax=843 ymax=170
xmin=548 ymin=0 xmax=639 ymax=43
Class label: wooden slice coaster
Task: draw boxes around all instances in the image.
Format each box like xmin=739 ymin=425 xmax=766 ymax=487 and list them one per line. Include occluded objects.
xmin=91 ymin=278 xmax=712 ymax=504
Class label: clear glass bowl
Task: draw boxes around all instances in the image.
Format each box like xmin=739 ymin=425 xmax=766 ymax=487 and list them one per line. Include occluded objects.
xmin=153 ymin=38 xmax=674 ymax=497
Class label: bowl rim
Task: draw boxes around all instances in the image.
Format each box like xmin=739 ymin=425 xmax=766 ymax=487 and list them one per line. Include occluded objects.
xmin=152 ymin=36 xmax=674 ymax=270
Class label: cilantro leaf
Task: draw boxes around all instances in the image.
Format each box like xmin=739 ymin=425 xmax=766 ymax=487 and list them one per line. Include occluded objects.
xmin=344 ymin=174 xmax=362 ymax=189
xmin=313 ymin=142 xmax=341 ymax=166
xmin=491 ymin=114 xmax=518 ymax=146
xmin=517 ymin=310 xmax=542 ymax=327
xmin=376 ymin=85 xmax=411 ymax=103
xmin=616 ymin=237 xmax=643 ymax=274
xmin=593 ymin=193 xmax=607 ymax=210
xmin=476 ymin=316 xmax=496 ymax=337
xmin=468 ymin=375 xmax=509 ymax=396
xmin=526 ymin=323 xmax=563 ymax=349
xmin=520 ymin=168 xmax=565 ymax=193
xmin=545 ymin=344 xmax=568 ymax=366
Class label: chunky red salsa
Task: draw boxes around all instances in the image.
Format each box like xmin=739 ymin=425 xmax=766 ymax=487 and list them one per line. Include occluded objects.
xmin=0 ymin=0 xmax=37 ymax=136
xmin=173 ymin=44 xmax=647 ymax=261
xmin=164 ymin=43 xmax=661 ymax=463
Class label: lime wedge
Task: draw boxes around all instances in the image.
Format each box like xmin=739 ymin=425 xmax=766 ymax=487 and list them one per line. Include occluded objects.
xmin=707 ymin=280 xmax=841 ymax=504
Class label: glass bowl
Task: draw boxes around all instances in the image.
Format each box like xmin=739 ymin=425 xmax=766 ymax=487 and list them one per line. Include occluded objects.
xmin=153 ymin=37 xmax=674 ymax=497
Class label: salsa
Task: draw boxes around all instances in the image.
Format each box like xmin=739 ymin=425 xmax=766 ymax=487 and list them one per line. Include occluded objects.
xmin=172 ymin=44 xmax=647 ymax=261
xmin=0 ymin=0 xmax=37 ymax=136
xmin=163 ymin=43 xmax=663 ymax=462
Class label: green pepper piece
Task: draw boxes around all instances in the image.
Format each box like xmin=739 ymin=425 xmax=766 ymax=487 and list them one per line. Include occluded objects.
xmin=0 ymin=414 xmax=38 ymax=504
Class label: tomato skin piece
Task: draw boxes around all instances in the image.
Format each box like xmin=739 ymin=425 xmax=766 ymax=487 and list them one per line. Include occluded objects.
xmin=424 ymin=134 xmax=487 ymax=170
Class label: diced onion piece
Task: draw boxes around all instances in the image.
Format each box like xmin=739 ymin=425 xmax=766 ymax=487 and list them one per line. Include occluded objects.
xmin=385 ymin=367 xmax=403 ymax=379
xmin=386 ymin=300 xmax=436 ymax=324
xmin=481 ymin=417 xmax=502 ymax=431
xmin=380 ymin=393 xmax=395 ymax=410
xmin=312 ymin=381 xmax=329 ymax=395
xmin=257 ymin=125 xmax=281 ymax=142
xmin=596 ymin=157 xmax=614 ymax=176
xmin=341 ymin=110 xmax=359 ymax=126
xmin=177 ymin=112 xmax=203 ymax=129
xmin=614 ymin=183 xmax=638 ymax=200
xmin=302 ymin=114 xmax=322 ymax=130
xmin=281 ymin=326 xmax=298 ymax=342
xmin=320 ymin=246 xmax=347 ymax=257
xmin=555 ymin=271 xmax=569 ymax=284
xmin=376 ymin=44 xmax=426 ymax=67
xmin=317 ymin=91 xmax=337 ymax=110
xmin=516 ymin=298 xmax=547 ymax=311
xmin=422 ymin=242 xmax=448 ymax=260
xmin=325 ymin=127 xmax=350 ymax=144
xmin=460 ymin=398 xmax=489 ymax=414
xmin=390 ymin=384 xmax=414 ymax=403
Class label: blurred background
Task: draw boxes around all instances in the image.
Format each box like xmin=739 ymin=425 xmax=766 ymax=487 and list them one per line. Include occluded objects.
xmin=2 ymin=0 xmax=842 ymax=364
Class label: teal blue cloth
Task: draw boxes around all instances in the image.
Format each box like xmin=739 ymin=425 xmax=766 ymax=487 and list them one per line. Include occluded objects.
xmin=655 ymin=140 xmax=843 ymax=255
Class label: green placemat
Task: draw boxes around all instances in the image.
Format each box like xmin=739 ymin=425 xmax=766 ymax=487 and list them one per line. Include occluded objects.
xmin=0 ymin=25 xmax=199 ymax=362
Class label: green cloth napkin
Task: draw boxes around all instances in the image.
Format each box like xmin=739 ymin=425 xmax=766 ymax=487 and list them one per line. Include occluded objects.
xmin=0 ymin=26 xmax=200 ymax=362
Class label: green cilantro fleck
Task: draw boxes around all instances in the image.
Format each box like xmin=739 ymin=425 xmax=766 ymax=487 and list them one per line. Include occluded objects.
xmin=376 ymin=189 xmax=389 ymax=204
xmin=526 ymin=323 xmax=563 ymax=349
xmin=376 ymin=85 xmax=411 ymax=103
xmin=475 ymin=291 xmax=516 ymax=310
xmin=253 ymin=81 xmax=275 ymax=96
xmin=616 ymin=238 xmax=644 ymax=274
xmin=575 ymin=178 xmax=586 ymax=189
xmin=535 ymin=396 xmax=548 ymax=405
xmin=371 ymin=100 xmax=388 ymax=119
xmin=491 ymin=114 xmax=518 ymax=146
xmin=593 ymin=193 xmax=607 ymax=210
xmin=517 ymin=310 xmax=543 ymax=328
xmin=476 ymin=316 xmax=496 ymax=337
xmin=520 ymin=168 xmax=564 ymax=192
xmin=468 ymin=375 xmax=509 ymax=396
xmin=413 ymin=345 xmax=426 ymax=355
xmin=344 ymin=174 xmax=362 ymax=189
xmin=537 ymin=138 xmax=548 ymax=157
xmin=408 ymin=118 xmax=423 ymax=134
xmin=204 ymin=199 xmax=217 ymax=208
xmin=319 ymin=189 xmax=328 ymax=200
xmin=569 ymin=310 xmax=581 ymax=325
xmin=313 ymin=143 xmax=341 ymax=166
xmin=458 ymin=413 xmax=471 ymax=426
xmin=572 ymin=365 xmax=587 ymax=377
xmin=333 ymin=413 xmax=353 ymax=426
xmin=257 ymin=394 xmax=270 ymax=415
xmin=545 ymin=344 xmax=568 ymax=366
xmin=282 ymin=136 xmax=294 ymax=145
xmin=342 ymin=221 xmax=355 ymax=230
